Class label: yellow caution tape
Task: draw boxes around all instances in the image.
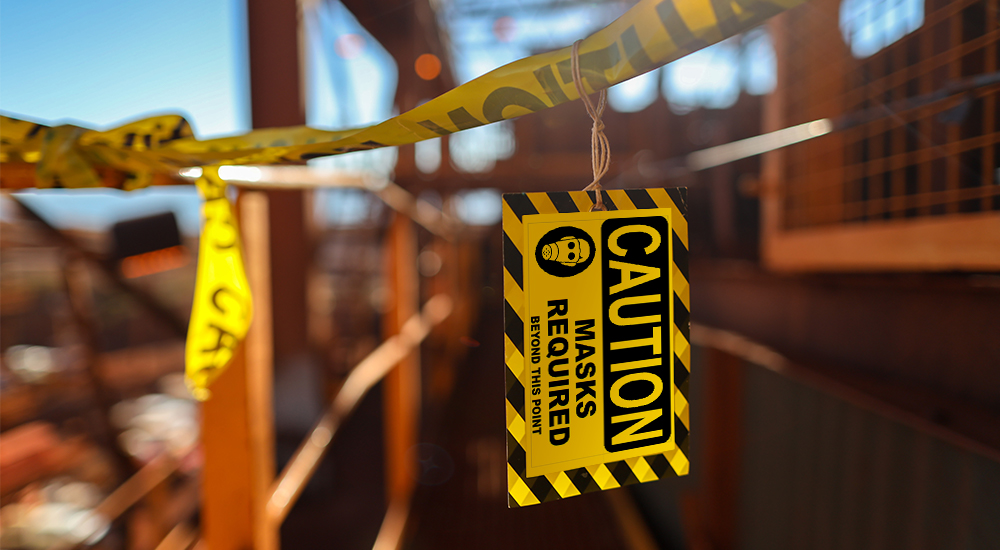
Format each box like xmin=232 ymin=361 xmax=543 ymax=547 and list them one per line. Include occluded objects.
xmin=184 ymin=167 xmax=252 ymax=399
xmin=3 ymin=0 xmax=804 ymax=177
xmin=1 ymin=113 xmax=196 ymax=189
xmin=1 ymin=0 xmax=804 ymax=396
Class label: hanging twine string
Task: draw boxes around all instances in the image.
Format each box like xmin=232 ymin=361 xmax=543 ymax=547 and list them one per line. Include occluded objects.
xmin=571 ymin=40 xmax=610 ymax=212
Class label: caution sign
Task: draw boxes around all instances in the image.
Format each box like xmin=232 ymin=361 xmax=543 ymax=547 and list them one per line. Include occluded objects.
xmin=504 ymin=189 xmax=690 ymax=507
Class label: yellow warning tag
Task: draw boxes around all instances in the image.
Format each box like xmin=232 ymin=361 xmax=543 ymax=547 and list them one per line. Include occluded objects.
xmin=184 ymin=167 xmax=252 ymax=400
xmin=503 ymin=189 xmax=690 ymax=507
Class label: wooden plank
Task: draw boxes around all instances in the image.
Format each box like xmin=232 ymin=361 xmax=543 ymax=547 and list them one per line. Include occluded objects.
xmin=200 ymin=191 xmax=276 ymax=550
xmin=797 ymin=180 xmax=1000 ymax=220
xmin=242 ymin=191 xmax=278 ymax=550
xmin=764 ymin=212 xmax=1000 ymax=272
xmin=200 ymin=346 xmax=254 ymax=549
xmin=153 ymin=523 xmax=198 ymax=550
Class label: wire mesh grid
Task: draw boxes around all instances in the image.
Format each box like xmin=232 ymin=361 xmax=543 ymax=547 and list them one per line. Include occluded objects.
xmin=778 ymin=0 xmax=999 ymax=230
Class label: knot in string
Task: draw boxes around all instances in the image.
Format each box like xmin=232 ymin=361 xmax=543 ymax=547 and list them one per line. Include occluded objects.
xmin=571 ymin=39 xmax=610 ymax=212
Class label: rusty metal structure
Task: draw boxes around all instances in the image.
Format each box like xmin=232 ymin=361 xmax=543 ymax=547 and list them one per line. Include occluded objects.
xmin=1 ymin=0 xmax=998 ymax=549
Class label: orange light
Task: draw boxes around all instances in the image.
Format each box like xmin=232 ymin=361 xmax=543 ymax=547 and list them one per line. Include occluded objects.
xmin=121 ymin=245 xmax=189 ymax=279
xmin=414 ymin=53 xmax=441 ymax=81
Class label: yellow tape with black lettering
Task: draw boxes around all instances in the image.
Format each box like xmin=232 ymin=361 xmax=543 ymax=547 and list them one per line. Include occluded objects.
xmin=2 ymin=0 xmax=804 ymax=178
xmin=503 ymin=189 xmax=690 ymax=507
xmin=1 ymin=114 xmax=196 ymax=189
xmin=184 ymin=168 xmax=252 ymax=399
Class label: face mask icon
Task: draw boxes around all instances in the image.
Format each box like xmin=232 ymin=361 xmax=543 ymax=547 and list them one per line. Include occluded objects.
xmin=535 ymin=227 xmax=595 ymax=277
xmin=541 ymin=236 xmax=591 ymax=266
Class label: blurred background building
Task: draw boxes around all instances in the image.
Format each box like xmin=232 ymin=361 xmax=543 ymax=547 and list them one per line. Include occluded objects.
xmin=0 ymin=0 xmax=998 ymax=549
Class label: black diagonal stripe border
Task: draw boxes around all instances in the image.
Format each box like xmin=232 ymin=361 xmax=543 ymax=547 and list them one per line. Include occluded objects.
xmin=507 ymin=434 xmax=526 ymax=471
xmin=672 ymin=230 xmax=689 ymax=279
xmin=530 ymin=475 xmax=558 ymax=502
xmin=625 ymin=188 xmax=658 ymax=209
xmin=571 ymin=468 xmax=599 ymax=493
xmin=548 ymin=191 xmax=580 ymax=213
xmin=505 ymin=369 xmax=526 ymax=415
xmin=648 ymin=453 xmax=673 ymax=477
xmin=503 ymin=193 xmax=539 ymax=221
xmin=503 ymin=232 xmax=523 ymax=289
xmin=674 ymin=293 xmax=690 ymax=342
xmin=667 ymin=188 xmax=688 ymax=217
xmin=504 ymin=300 xmax=524 ymax=355
xmin=674 ymin=353 xmax=689 ymax=388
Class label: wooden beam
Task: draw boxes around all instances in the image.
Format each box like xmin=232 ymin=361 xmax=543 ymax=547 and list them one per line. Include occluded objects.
xmin=199 ymin=345 xmax=255 ymax=549
xmin=764 ymin=212 xmax=1000 ymax=272
xmin=242 ymin=192 xmax=278 ymax=550
xmin=200 ymin=191 xmax=276 ymax=550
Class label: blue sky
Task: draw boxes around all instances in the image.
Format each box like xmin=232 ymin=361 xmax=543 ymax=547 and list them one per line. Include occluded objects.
xmin=1 ymin=0 xmax=249 ymax=137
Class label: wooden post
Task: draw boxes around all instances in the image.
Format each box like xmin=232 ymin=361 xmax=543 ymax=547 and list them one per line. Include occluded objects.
xmin=200 ymin=191 xmax=276 ymax=550
xmin=382 ymin=214 xmax=421 ymax=513
xmin=243 ymin=192 xmax=278 ymax=550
